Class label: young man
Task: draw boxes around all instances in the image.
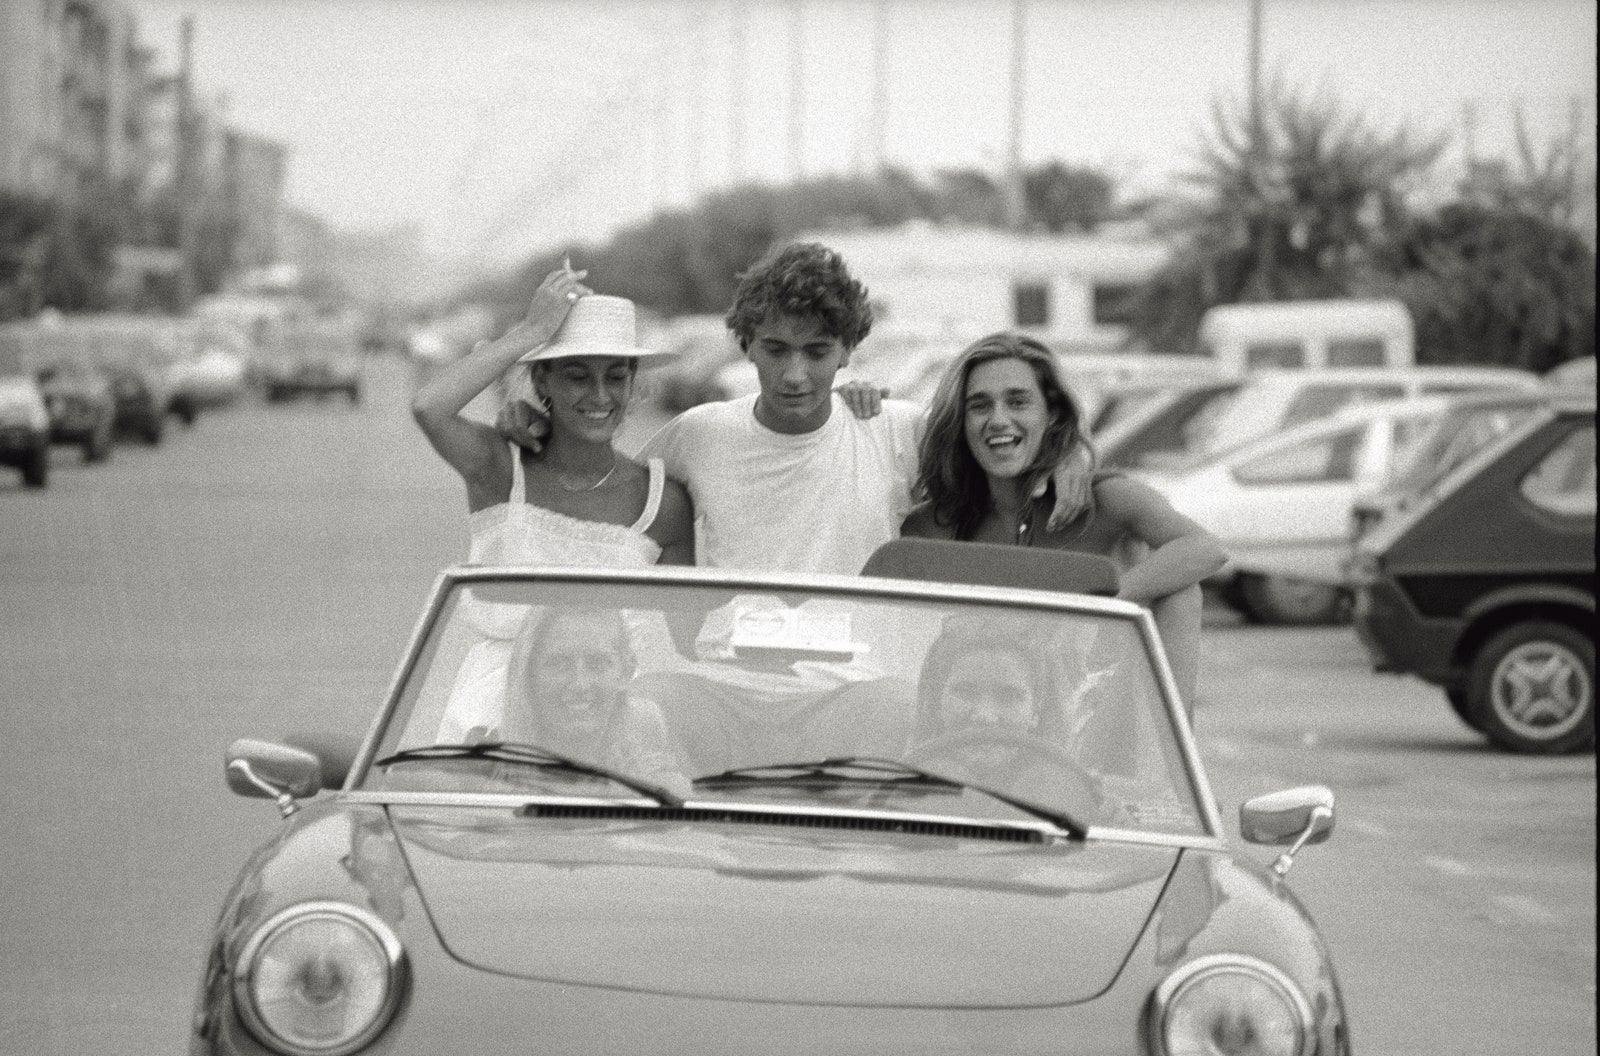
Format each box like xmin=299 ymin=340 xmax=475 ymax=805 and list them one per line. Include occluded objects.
xmin=503 ymin=241 xmax=1089 ymax=574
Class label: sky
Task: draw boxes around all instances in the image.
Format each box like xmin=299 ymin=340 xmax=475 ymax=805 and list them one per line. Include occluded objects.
xmin=128 ymin=0 xmax=1598 ymax=272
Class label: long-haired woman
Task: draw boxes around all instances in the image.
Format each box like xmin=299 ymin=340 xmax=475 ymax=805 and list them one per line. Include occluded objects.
xmin=901 ymin=332 xmax=1226 ymax=710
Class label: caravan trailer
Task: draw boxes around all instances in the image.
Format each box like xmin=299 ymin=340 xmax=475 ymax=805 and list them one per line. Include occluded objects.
xmin=1198 ymin=298 xmax=1415 ymax=373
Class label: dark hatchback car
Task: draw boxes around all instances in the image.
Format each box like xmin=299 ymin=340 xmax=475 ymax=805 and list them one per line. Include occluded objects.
xmin=35 ymin=361 xmax=115 ymax=462
xmin=1349 ymin=395 xmax=1595 ymax=753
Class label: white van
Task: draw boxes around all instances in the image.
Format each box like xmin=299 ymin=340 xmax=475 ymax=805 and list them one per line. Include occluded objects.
xmin=1198 ymin=298 xmax=1414 ymax=372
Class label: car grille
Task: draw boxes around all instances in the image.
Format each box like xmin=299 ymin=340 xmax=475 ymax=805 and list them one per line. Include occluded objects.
xmin=524 ymin=803 xmax=1046 ymax=843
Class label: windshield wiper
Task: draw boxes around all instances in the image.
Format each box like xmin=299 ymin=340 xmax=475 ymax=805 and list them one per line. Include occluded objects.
xmin=694 ymin=756 xmax=1086 ymax=839
xmin=695 ymin=756 xmax=963 ymax=790
xmin=375 ymin=741 xmax=683 ymax=808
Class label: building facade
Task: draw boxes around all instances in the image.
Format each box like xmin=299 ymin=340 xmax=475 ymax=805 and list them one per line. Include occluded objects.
xmin=795 ymin=222 xmax=1170 ymax=348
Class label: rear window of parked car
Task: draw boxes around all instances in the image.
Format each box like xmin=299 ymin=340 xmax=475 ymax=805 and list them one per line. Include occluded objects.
xmin=1519 ymin=424 xmax=1596 ymax=517
xmin=1233 ymin=425 xmax=1365 ymax=485
xmin=1282 ymin=384 xmax=1405 ymax=429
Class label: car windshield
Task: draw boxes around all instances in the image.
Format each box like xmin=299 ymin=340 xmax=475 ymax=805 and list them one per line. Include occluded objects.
xmin=1386 ymin=402 xmax=1541 ymax=497
xmin=364 ymin=575 xmax=1211 ymax=839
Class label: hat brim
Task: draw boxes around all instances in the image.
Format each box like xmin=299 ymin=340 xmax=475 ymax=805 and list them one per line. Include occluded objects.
xmin=516 ymin=343 xmax=676 ymax=369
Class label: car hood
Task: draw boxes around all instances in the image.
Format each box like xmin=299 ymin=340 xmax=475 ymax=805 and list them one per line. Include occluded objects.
xmin=390 ymin=805 xmax=1179 ymax=1006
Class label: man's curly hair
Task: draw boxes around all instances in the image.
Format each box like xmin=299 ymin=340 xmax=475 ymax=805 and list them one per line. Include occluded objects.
xmin=725 ymin=242 xmax=873 ymax=351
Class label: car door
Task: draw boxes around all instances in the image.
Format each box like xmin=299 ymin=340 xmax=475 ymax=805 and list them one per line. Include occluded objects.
xmin=1218 ymin=421 xmax=1374 ymax=581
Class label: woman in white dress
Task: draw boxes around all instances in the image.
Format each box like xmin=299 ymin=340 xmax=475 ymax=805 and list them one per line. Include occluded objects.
xmin=411 ymin=261 xmax=694 ymax=567
xmin=411 ymin=262 xmax=695 ymax=740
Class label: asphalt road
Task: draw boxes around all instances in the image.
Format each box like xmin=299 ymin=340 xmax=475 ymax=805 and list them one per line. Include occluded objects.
xmin=0 ymin=355 xmax=1593 ymax=1055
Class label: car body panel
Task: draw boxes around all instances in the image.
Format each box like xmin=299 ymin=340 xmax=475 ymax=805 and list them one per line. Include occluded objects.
xmin=393 ymin=804 xmax=1175 ymax=1005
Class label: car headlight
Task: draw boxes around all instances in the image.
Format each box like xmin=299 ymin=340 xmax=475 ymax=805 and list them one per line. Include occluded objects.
xmin=233 ymin=901 xmax=406 ymax=1056
xmin=1148 ymin=954 xmax=1312 ymax=1056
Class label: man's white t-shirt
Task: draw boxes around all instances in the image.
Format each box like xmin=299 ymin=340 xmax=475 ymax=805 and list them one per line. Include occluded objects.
xmin=640 ymin=393 xmax=924 ymax=574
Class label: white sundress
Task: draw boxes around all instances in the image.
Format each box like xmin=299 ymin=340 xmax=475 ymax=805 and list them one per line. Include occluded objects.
xmin=437 ymin=447 xmax=667 ymax=742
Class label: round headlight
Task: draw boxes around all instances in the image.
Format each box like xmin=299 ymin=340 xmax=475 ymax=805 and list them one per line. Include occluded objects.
xmin=1149 ymin=954 xmax=1312 ymax=1056
xmin=234 ymin=901 xmax=406 ymax=1056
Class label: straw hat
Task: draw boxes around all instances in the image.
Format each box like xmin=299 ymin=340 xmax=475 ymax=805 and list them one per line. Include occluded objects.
xmin=516 ymin=295 xmax=674 ymax=367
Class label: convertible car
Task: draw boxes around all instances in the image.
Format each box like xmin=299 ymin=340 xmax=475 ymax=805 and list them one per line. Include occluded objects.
xmin=195 ymin=542 xmax=1349 ymax=1055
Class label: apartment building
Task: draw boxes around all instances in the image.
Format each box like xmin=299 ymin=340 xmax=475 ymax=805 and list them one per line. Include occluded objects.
xmin=0 ymin=0 xmax=146 ymax=198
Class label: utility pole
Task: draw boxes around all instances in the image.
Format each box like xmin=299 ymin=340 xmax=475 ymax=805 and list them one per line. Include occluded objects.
xmin=175 ymin=14 xmax=198 ymax=309
xmin=728 ymin=0 xmax=746 ymax=184
xmin=1247 ymin=0 xmax=1264 ymax=156
xmin=788 ymin=0 xmax=804 ymax=182
xmin=870 ymin=0 xmax=889 ymax=172
xmin=1004 ymin=0 xmax=1027 ymax=231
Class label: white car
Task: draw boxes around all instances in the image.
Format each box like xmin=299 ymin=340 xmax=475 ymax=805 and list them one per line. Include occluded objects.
xmin=1097 ymin=365 xmax=1545 ymax=471
xmin=1136 ymin=396 xmax=1457 ymax=625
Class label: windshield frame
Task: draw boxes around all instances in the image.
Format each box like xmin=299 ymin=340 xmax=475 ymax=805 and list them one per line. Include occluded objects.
xmin=342 ymin=565 xmax=1228 ymax=848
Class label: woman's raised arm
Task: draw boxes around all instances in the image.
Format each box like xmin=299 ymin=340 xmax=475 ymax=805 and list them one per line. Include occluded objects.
xmin=411 ymin=265 xmax=591 ymax=504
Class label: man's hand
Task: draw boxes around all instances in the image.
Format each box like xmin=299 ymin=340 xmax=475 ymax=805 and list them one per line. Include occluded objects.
xmin=835 ymin=380 xmax=888 ymax=420
xmin=496 ymin=397 xmax=550 ymax=453
xmin=1040 ymin=443 xmax=1095 ymax=531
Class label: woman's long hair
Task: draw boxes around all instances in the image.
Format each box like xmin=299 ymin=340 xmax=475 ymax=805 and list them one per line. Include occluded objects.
xmin=915 ymin=333 xmax=1092 ymax=539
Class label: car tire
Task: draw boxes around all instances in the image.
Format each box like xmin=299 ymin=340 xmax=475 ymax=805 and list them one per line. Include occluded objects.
xmin=1467 ymin=621 xmax=1594 ymax=754
xmin=21 ymin=446 xmax=48 ymax=488
xmin=346 ymin=384 xmax=360 ymax=404
xmin=142 ymin=418 xmax=163 ymax=446
xmin=83 ymin=422 xmax=112 ymax=463
xmin=1237 ymin=573 xmax=1351 ymax=626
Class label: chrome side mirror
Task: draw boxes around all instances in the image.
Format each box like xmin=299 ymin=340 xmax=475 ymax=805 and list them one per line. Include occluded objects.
xmin=1239 ymin=785 xmax=1335 ymax=876
xmin=226 ymin=738 xmax=322 ymax=817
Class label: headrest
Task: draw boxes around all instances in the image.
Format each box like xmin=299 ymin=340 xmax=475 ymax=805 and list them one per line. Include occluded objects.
xmin=861 ymin=538 xmax=1120 ymax=597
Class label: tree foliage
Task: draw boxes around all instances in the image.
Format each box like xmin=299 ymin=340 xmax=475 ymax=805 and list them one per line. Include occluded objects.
xmin=1384 ymin=203 xmax=1595 ymax=371
xmin=1128 ymin=80 xmax=1444 ymax=351
xmin=465 ymin=161 xmax=1120 ymax=327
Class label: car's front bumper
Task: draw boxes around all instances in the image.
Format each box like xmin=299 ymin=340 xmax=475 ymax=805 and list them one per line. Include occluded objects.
xmin=0 ymin=424 xmax=47 ymax=462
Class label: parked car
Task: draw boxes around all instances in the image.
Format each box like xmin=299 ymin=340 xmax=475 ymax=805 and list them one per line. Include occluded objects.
xmin=260 ymin=351 xmax=362 ymax=402
xmin=104 ymin=360 xmax=173 ymax=445
xmin=1197 ymin=297 xmax=1416 ymax=372
xmin=1097 ymin=365 xmax=1544 ymax=471
xmin=1349 ymin=395 xmax=1595 ymax=753
xmin=1138 ymin=397 xmax=1453 ymax=624
xmin=35 ymin=360 xmax=115 ymax=462
xmin=199 ymin=544 xmax=1349 ymax=1055
xmin=0 ymin=371 xmax=50 ymax=488
xmin=1348 ymin=388 xmax=1556 ymax=542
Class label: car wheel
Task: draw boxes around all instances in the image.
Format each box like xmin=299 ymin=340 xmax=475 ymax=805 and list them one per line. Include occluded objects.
xmin=1445 ymin=687 xmax=1483 ymax=731
xmin=21 ymin=446 xmax=48 ymax=488
xmin=173 ymin=397 xmax=198 ymax=427
xmin=346 ymin=384 xmax=360 ymax=404
xmin=1237 ymin=573 xmax=1350 ymax=626
xmin=143 ymin=418 xmax=164 ymax=445
xmin=1468 ymin=621 xmax=1594 ymax=754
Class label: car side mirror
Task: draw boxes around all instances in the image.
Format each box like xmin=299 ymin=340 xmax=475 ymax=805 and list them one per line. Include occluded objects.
xmin=1240 ymin=785 xmax=1335 ymax=877
xmin=226 ymin=738 xmax=322 ymax=817
xmin=282 ymin=729 xmax=361 ymax=790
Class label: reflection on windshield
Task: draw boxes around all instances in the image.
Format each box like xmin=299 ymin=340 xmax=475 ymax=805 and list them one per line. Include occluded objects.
xmin=1388 ymin=404 xmax=1538 ymax=495
xmin=370 ymin=579 xmax=1207 ymax=837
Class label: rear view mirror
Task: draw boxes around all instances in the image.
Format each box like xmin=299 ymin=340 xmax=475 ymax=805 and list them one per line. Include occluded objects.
xmin=225 ymin=738 xmax=322 ymax=815
xmin=1240 ymin=785 xmax=1335 ymax=877
xmin=1240 ymin=785 xmax=1335 ymax=844
xmin=282 ymin=729 xmax=361 ymax=790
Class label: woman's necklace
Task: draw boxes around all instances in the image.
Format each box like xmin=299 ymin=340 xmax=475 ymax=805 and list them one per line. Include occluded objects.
xmin=552 ymin=456 xmax=617 ymax=492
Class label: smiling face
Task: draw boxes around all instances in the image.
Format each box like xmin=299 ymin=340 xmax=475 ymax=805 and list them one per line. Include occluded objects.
xmin=534 ymin=356 xmax=635 ymax=445
xmin=962 ymin=357 xmax=1052 ymax=481
xmin=747 ymin=313 xmax=852 ymax=435
xmin=528 ymin=611 xmax=632 ymax=746
xmin=938 ymin=650 xmax=1040 ymax=734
